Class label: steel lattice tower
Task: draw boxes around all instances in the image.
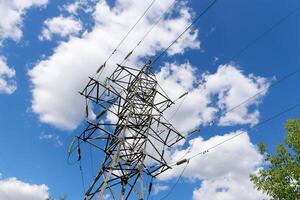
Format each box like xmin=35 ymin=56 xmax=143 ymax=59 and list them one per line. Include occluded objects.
xmin=76 ymin=62 xmax=184 ymax=200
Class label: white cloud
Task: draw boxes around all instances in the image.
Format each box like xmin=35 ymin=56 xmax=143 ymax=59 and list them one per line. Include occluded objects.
xmin=0 ymin=56 xmax=17 ymax=94
xmin=0 ymin=177 xmax=49 ymax=200
xmin=39 ymin=132 xmax=63 ymax=147
xmin=29 ymin=0 xmax=200 ymax=130
xmin=0 ymin=0 xmax=48 ymax=95
xmin=156 ymin=63 xmax=271 ymax=135
xmin=193 ymin=176 xmax=268 ymax=200
xmin=62 ymin=0 xmax=96 ymax=15
xmin=159 ymin=131 xmax=262 ymax=180
xmin=153 ymin=184 xmax=169 ymax=195
xmin=157 ymin=131 xmax=269 ymax=200
xmin=105 ymin=62 xmax=270 ymax=198
xmin=0 ymin=0 xmax=48 ymax=42
xmin=28 ymin=2 xmax=272 ymax=198
xmin=64 ymin=2 xmax=81 ymax=15
xmin=156 ymin=62 xmax=216 ymax=134
xmin=93 ymin=63 xmax=270 ymax=198
xmin=203 ymin=65 xmax=271 ymax=126
xmin=39 ymin=16 xmax=83 ymax=40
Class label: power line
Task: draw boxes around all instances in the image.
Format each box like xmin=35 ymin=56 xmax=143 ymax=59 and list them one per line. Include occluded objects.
xmin=163 ymin=3 xmax=300 ymax=119
xmin=104 ymin=0 xmax=156 ymax=63
xmin=77 ymin=60 xmax=185 ymax=199
xmin=158 ymin=102 xmax=300 ymax=200
xmin=166 ymin=65 xmax=300 ymax=161
xmin=188 ymin=102 xmax=300 ymax=161
xmin=120 ymin=0 xmax=178 ymax=65
xmin=77 ymin=139 xmax=86 ymax=195
xmin=157 ymin=6 xmax=300 ymax=197
xmin=85 ymin=0 xmax=160 ymax=125
xmin=205 ymin=5 xmax=300 ymax=121
xmin=167 ymin=4 xmax=300 ymax=127
xmin=169 ymin=92 xmax=188 ymax=121
xmin=167 ymin=66 xmax=300 ymax=145
xmin=79 ymin=158 xmax=86 ymax=195
xmin=166 ymin=4 xmax=300 ymax=144
xmin=139 ymin=0 xmax=218 ymax=137
xmin=0 ymin=189 xmax=11 ymax=200
xmin=93 ymin=0 xmax=158 ymax=78
xmin=76 ymin=2 xmax=300 ymax=199
xmin=230 ymin=5 xmax=300 ymax=61
xmin=89 ymin=145 xmax=95 ymax=175
xmin=145 ymin=0 xmax=217 ymax=113
xmin=151 ymin=0 xmax=218 ymax=66
xmin=212 ymin=67 xmax=300 ymax=127
xmin=159 ymin=162 xmax=189 ymax=200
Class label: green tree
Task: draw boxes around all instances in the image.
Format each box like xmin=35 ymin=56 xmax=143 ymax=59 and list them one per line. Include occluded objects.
xmin=250 ymin=118 xmax=300 ymax=200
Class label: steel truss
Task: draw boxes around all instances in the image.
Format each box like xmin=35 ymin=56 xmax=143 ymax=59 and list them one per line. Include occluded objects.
xmin=77 ymin=63 xmax=184 ymax=200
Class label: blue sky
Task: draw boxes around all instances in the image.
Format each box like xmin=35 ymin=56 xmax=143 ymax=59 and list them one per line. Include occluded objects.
xmin=0 ymin=0 xmax=299 ymax=200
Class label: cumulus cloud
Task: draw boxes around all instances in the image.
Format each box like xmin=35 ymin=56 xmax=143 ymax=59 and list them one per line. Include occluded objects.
xmin=159 ymin=131 xmax=262 ymax=180
xmin=156 ymin=62 xmax=216 ymax=134
xmin=62 ymin=0 xmax=96 ymax=15
xmin=204 ymin=65 xmax=271 ymax=126
xmin=0 ymin=0 xmax=48 ymax=42
xmin=152 ymin=64 xmax=270 ymax=199
xmin=0 ymin=56 xmax=17 ymax=94
xmin=156 ymin=63 xmax=271 ymax=134
xmin=0 ymin=0 xmax=48 ymax=95
xmin=28 ymin=2 xmax=272 ymax=199
xmin=193 ymin=176 xmax=268 ymax=200
xmin=0 ymin=177 xmax=49 ymax=200
xmin=29 ymin=0 xmax=200 ymax=130
xmin=31 ymin=1 xmax=269 ymax=131
xmin=39 ymin=16 xmax=83 ymax=40
xmin=157 ymin=131 xmax=269 ymax=200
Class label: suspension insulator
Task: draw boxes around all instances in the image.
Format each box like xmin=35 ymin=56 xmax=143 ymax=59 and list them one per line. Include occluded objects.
xmin=77 ymin=146 xmax=82 ymax=161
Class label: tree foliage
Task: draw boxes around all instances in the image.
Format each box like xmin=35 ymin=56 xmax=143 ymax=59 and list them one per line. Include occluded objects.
xmin=250 ymin=118 xmax=300 ymax=200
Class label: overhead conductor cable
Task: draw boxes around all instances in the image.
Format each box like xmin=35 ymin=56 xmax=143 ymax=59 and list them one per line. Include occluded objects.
xmin=120 ymin=0 xmax=178 ymax=65
xmin=167 ymin=4 xmax=300 ymax=145
xmin=151 ymin=0 xmax=218 ymax=66
xmin=94 ymin=0 xmax=158 ymax=78
xmin=157 ymin=5 xmax=300 ymax=199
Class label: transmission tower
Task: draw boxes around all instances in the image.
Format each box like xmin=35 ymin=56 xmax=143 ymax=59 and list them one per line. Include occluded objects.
xmin=75 ymin=62 xmax=184 ymax=200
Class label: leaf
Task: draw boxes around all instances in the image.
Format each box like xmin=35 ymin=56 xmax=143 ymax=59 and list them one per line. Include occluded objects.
xmin=250 ymin=118 xmax=300 ymax=199
xmin=258 ymin=142 xmax=267 ymax=154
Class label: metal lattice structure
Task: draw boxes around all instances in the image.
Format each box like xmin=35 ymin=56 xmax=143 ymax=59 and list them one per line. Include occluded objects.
xmin=76 ymin=62 xmax=184 ymax=200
